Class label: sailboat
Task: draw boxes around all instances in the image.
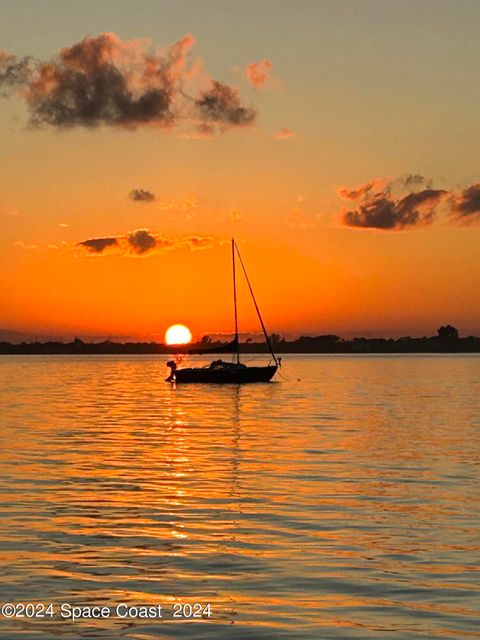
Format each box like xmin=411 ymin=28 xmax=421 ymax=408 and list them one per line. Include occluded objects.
xmin=166 ymin=239 xmax=279 ymax=383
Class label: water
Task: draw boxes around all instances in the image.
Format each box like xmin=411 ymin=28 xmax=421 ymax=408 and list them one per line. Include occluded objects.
xmin=0 ymin=354 xmax=479 ymax=639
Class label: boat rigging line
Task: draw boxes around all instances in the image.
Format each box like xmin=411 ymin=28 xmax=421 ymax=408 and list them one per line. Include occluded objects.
xmin=233 ymin=239 xmax=279 ymax=367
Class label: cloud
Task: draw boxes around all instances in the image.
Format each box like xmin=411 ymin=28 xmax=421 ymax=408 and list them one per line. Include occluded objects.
xmin=25 ymin=33 xmax=178 ymax=129
xmin=1 ymin=33 xmax=257 ymax=134
xmin=195 ymin=81 xmax=256 ymax=132
xmin=450 ymin=183 xmax=480 ymax=223
xmin=343 ymin=189 xmax=447 ymax=230
xmin=14 ymin=241 xmax=38 ymax=250
xmin=127 ymin=228 xmax=162 ymax=254
xmin=246 ymin=59 xmax=272 ymax=88
xmin=153 ymin=195 xmax=201 ymax=221
xmin=403 ymin=173 xmax=428 ymax=189
xmin=229 ymin=209 xmax=241 ymax=223
xmin=287 ymin=206 xmax=314 ymax=229
xmin=340 ymin=175 xmax=447 ymax=230
xmin=130 ymin=188 xmax=155 ymax=202
xmin=157 ymin=195 xmax=201 ymax=211
xmin=0 ymin=51 xmax=33 ymax=96
xmin=78 ymin=229 xmax=214 ymax=256
xmin=78 ymin=237 xmax=120 ymax=253
xmin=186 ymin=235 xmax=213 ymax=250
xmin=339 ymin=174 xmax=480 ymax=229
xmin=274 ymin=127 xmax=295 ymax=140
xmin=338 ymin=175 xmax=430 ymax=202
xmin=1 ymin=207 xmax=23 ymax=217
xmin=338 ymin=177 xmax=389 ymax=202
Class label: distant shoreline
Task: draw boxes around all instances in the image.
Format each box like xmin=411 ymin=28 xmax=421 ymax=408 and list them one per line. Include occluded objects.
xmin=1 ymin=332 xmax=479 ymax=355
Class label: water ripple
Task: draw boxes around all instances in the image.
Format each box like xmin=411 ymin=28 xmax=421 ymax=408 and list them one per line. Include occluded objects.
xmin=0 ymin=354 xmax=479 ymax=638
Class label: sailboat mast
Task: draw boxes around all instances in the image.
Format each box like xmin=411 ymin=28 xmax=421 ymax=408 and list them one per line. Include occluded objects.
xmin=234 ymin=243 xmax=278 ymax=367
xmin=232 ymin=238 xmax=240 ymax=364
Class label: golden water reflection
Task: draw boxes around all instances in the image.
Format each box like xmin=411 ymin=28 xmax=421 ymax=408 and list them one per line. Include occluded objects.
xmin=0 ymin=354 xmax=479 ymax=639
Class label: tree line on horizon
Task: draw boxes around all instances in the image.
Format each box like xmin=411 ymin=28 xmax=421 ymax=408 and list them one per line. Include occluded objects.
xmin=0 ymin=326 xmax=479 ymax=355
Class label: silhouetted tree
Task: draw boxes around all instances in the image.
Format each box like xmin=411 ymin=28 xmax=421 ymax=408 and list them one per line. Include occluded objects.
xmin=318 ymin=334 xmax=342 ymax=343
xmin=437 ymin=325 xmax=459 ymax=339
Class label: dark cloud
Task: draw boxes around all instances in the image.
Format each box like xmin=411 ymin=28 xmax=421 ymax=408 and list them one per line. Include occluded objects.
xmin=78 ymin=230 xmax=214 ymax=256
xmin=340 ymin=174 xmax=480 ymax=229
xmin=450 ymin=183 xmax=480 ymax=223
xmin=342 ymin=180 xmax=447 ymax=230
xmin=26 ymin=33 xmax=178 ymax=129
xmin=402 ymin=173 xmax=427 ymax=189
xmin=126 ymin=229 xmax=161 ymax=254
xmin=78 ymin=237 xmax=119 ymax=253
xmin=195 ymin=81 xmax=256 ymax=131
xmin=1 ymin=33 xmax=257 ymax=134
xmin=0 ymin=52 xmax=33 ymax=96
xmin=130 ymin=188 xmax=155 ymax=202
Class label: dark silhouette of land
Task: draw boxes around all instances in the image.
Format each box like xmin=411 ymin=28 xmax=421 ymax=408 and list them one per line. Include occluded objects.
xmin=1 ymin=326 xmax=479 ymax=355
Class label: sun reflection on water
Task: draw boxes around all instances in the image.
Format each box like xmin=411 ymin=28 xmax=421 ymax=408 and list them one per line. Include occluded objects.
xmin=0 ymin=354 xmax=479 ymax=638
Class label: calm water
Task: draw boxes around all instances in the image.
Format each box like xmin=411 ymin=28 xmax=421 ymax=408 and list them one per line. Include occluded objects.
xmin=0 ymin=354 xmax=479 ymax=639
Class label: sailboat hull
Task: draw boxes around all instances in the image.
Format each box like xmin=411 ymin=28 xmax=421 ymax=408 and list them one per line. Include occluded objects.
xmin=170 ymin=365 xmax=277 ymax=384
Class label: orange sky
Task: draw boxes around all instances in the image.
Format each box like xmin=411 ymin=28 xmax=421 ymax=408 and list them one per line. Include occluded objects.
xmin=1 ymin=2 xmax=479 ymax=340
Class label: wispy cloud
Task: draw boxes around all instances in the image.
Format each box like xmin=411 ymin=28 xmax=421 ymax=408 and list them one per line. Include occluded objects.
xmin=229 ymin=209 xmax=242 ymax=223
xmin=1 ymin=33 xmax=257 ymax=135
xmin=274 ymin=127 xmax=295 ymax=140
xmin=14 ymin=239 xmax=70 ymax=252
xmin=187 ymin=235 xmax=214 ymax=250
xmin=1 ymin=207 xmax=24 ymax=217
xmin=287 ymin=206 xmax=314 ymax=229
xmin=285 ymin=194 xmax=317 ymax=229
xmin=156 ymin=196 xmax=201 ymax=211
xmin=338 ymin=177 xmax=388 ymax=201
xmin=14 ymin=241 xmax=39 ymax=250
xmin=195 ymin=81 xmax=256 ymax=133
xmin=0 ymin=51 xmax=33 ymax=96
xmin=246 ymin=59 xmax=273 ymax=89
xmin=449 ymin=183 xmax=480 ymax=224
xmin=78 ymin=229 xmax=214 ymax=256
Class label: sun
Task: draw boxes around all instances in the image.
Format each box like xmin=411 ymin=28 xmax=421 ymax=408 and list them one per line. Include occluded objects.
xmin=165 ymin=324 xmax=192 ymax=346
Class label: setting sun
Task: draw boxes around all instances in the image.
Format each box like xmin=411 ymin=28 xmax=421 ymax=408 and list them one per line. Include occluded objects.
xmin=165 ymin=324 xmax=192 ymax=345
